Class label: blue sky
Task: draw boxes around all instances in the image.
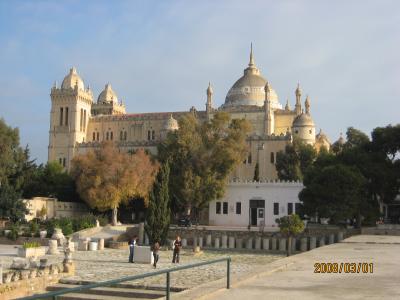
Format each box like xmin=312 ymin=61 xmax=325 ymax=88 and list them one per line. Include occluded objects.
xmin=0 ymin=0 xmax=399 ymax=163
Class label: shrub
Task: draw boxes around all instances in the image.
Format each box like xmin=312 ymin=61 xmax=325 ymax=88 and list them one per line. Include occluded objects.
xmin=7 ymin=224 xmax=19 ymax=241
xmin=22 ymin=241 xmax=41 ymax=249
xmin=29 ymin=221 xmax=40 ymax=237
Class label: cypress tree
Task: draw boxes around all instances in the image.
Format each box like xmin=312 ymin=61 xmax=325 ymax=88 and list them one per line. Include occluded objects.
xmin=145 ymin=160 xmax=171 ymax=245
xmin=253 ymin=162 xmax=260 ymax=181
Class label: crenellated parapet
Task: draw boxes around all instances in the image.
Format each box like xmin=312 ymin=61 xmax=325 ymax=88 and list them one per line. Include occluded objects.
xmin=228 ymin=178 xmax=303 ymax=187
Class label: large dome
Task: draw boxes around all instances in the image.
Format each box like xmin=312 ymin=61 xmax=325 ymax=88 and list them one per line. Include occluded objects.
xmin=222 ymin=47 xmax=281 ymax=109
xmin=98 ymin=83 xmax=118 ymax=104
xmin=61 ymin=67 xmax=85 ymax=90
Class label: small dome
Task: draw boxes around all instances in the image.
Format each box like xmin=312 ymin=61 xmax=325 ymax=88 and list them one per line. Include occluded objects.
xmin=61 ymin=67 xmax=85 ymax=90
xmin=98 ymin=83 xmax=118 ymax=104
xmin=163 ymin=114 xmax=179 ymax=131
xmin=316 ymin=129 xmax=330 ymax=143
xmin=293 ymin=112 xmax=315 ymax=127
xmin=336 ymin=133 xmax=345 ymax=145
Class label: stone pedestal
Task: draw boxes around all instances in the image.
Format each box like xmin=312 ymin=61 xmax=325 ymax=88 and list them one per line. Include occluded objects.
xmin=221 ymin=235 xmax=228 ymax=249
xmin=291 ymin=238 xmax=297 ymax=252
xmin=214 ymin=237 xmax=220 ymax=249
xmin=138 ymin=223 xmax=145 ymax=245
xmin=198 ymin=237 xmax=203 ymax=248
xmin=246 ymin=238 xmax=253 ymax=250
xmin=47 ymin=239 xmax=59 ymax=255
xmin=51 ymin=228 xmax=65 ymax=246
xmin=98 ymin=238 xmax=104 ymax=250
xmin=279 ymin=238 xmax=286 ymax=252
xmin=328 ymin=234 xmax=335 ymax=244
xmin=236 ymin=238 xmax=243 ymax=249
xmin=134 ymin=246 xmax=154 ymax=264
xmin=206 ymin=235 xmax=212 ymax=247
xmin=228 ymin=237 xmax=235 ymax=249
xmin=78 ymin=240 xmax=88 ymax=251
xmin=255 ymin=237 xmax=261 ymax=250
xmin=319 ymin=236 xmax=325 ymax=247
xmin=181 ymin=238 xmax=187 ymax=247
xmin=310 ymin=237 xmax=316 ymax=250
xmin=337 ymin=232 xmax=344 ymax=242
xmin=300 ymin=237 xmax=308 ymax=252
xmin=263 ymin=238 xmax=270 ymax=250
xmin=271 ymin=238 xmax=277 ymax=251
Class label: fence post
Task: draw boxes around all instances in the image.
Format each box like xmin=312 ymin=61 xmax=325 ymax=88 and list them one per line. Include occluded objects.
xmin=166 ymin=272 xmax=171 ymax=300
xmin=227 ymin=258 xmax=231 ymax=289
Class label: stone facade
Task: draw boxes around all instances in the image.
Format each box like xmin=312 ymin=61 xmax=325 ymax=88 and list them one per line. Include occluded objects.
xmin=209 ymin=180 xmax=303 ymax=227
xmin=48 ymin=47 xmax=330 ymax=181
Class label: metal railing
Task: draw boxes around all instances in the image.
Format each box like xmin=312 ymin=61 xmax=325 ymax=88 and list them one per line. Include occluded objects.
xmin=20 ymin=257 xmax=231 ymax=300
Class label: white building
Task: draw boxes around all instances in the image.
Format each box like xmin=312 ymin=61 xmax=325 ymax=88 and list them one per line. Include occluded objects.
xmin=209 ymin=180 xmax=303 ymax=227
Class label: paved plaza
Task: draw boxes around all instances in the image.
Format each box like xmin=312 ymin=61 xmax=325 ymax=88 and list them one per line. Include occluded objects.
xmin=200 ymin=235 xmax=400 ymax=300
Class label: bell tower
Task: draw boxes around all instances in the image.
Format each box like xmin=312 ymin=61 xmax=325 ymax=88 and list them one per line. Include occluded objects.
xmin=48 ymin=67 xmax=93 ymax=170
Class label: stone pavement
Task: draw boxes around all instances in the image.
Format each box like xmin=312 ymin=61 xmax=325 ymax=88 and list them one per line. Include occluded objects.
xmin=200 ymin=235 xmax=400 ymax=300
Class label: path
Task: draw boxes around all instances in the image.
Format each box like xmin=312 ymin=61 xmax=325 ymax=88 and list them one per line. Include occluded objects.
xmin=202 ymin=235 xmax=400 ymax=300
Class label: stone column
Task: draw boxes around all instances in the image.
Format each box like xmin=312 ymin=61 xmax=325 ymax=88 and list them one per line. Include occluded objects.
xmin=192 ymin=237 xmax=197 ymax=248
xmin=138 ymin=222 xmax=145 ymax=245
xmin=246 ymin=238 xmax=253 ymax=250
xmin=319 ymin=236 xmax=326 ymax=247
xmin=221 ymin=235 xmax=228 ymax=249
xmin=271 ymin=238 xmax=277 ymax=251
xmin=255 ymin=237 xmax=261 ymax=250
xmin=279 ymin=238 xmax=286 ymax=252
xmin=328 ymin=234 xmax=335 ymax=244
xmin=198 ymin=237 xmax=203 ymax=248
xmin=291 ymin=238 xmax=297 ymax=253
xmin=97 ymin=238 xmax=104 ymax=250
xmin=144 ymin=234 xmax=149 ymax=246
xmin=181 ymin=238 xmax=187 ymax=247
xmin=48 ymin=239 xmax=59 ymax=255
xmin=78 ymin=240 xmax=88 ymax=251
xmin=228 ymin=236 xmax=235 ymax=249
xmin=263 ymin=238 xmax=270 ymax=251
xmin=236 ymin=238 xmax=243 ymax=249
xmin=214 ymin=237 xmax=220 ymax=249
xmin=309 ymin=237 xmax=316 ymax=250
xmin=206 ymin=235 xmax=212 ymax=247
xmin=300 ymin=237 xmax=308 ymax=252
xmin=0 ymin=261 xmax=3 ymax=284
xmin=337 ymin=232 xmax=344 ymax=242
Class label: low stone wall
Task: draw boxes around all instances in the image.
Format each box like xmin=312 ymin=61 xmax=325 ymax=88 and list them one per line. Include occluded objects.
xmin=361 ymin=227 xmax=400 ymax=236
xmin=0 ymin=262 xmax=75 ymax=299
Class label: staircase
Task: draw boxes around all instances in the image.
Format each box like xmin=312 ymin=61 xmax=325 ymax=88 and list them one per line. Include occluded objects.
xmin=46 ymin=283 xmax=173 ymax=300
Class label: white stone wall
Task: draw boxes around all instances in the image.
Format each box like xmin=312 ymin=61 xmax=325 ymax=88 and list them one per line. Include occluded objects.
xmin=209 ymin=181 xmax=303 ymax=227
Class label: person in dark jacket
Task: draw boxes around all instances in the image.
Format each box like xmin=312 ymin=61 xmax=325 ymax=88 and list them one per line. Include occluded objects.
xmin=172 ymin=235 xmax=182 ymax=263
xmin=128 ymin=235 xmax=137 ymax=263
xmin=152 ymin=241 xmax=160 ymax=268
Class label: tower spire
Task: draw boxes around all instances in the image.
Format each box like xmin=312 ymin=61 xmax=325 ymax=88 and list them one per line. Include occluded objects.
xmin=249 ymin=42 xmax=255 ymax=67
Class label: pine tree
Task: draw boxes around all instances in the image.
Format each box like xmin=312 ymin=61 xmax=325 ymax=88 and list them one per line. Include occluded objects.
xmin=253 ymin=162 xmax=260 ymax=181
xmin=145 ymin=161 xmax=171 ymax=245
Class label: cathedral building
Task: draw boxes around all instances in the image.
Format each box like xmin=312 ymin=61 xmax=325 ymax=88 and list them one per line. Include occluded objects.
xmin=48 ymin=47 xmax=330 ymax=181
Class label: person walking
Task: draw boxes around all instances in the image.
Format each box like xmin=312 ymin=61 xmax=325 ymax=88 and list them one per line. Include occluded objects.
xmin=128 ymin=235 xmax=137 ymax=263
xmin=152 ymin=241 xmax=160 ymax=268
xmin=172 ymin=235 xmax=182 ymax=263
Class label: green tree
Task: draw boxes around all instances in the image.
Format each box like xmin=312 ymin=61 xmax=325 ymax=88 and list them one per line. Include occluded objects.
xmin=145 ymin=161 xmax=171 ymax=245
xmin=253 ymin=162 xmax=260 ymax=181
xmin=158 ymin=112 xmax=251 ymax=216
xmin=0 ymin=184 xmax=27 ymax=222
xmin=300 ymin=164 xmax=367 ymax=225
xmin=276 ymin=214 xmax=305 ymax=256
xmin=276 ymin=140 xmax=317 ymax=181
xmin=71 ymin=142 xmax=158 ymax=225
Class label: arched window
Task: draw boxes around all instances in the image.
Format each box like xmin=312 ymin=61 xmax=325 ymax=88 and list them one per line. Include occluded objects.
xmin=120 ymin=131 xmax=123 ymax=140
xmin=60 ymin=107 xmax=64 ymax=126
xmin=110 ymin=132 xmax=113 ymax=140
xmin=106 ymin=132 xmax=109 ymax=140
xmin=152 ymin=130 xmax=155 ymax=140
xmin=124 ymin=131 xmax=127 ymax=140
xmin=96 ymin=132 xmax=100 ymax=141
xmin=93 ymin=132 xmax=96 ymax=141
xmin=147 ymin=130 xmax=151 ymax=140
xmin=65 ymin=107 xmax=69 ymax=126
xmin=270 ymin=152 xmax=275 ymax=164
